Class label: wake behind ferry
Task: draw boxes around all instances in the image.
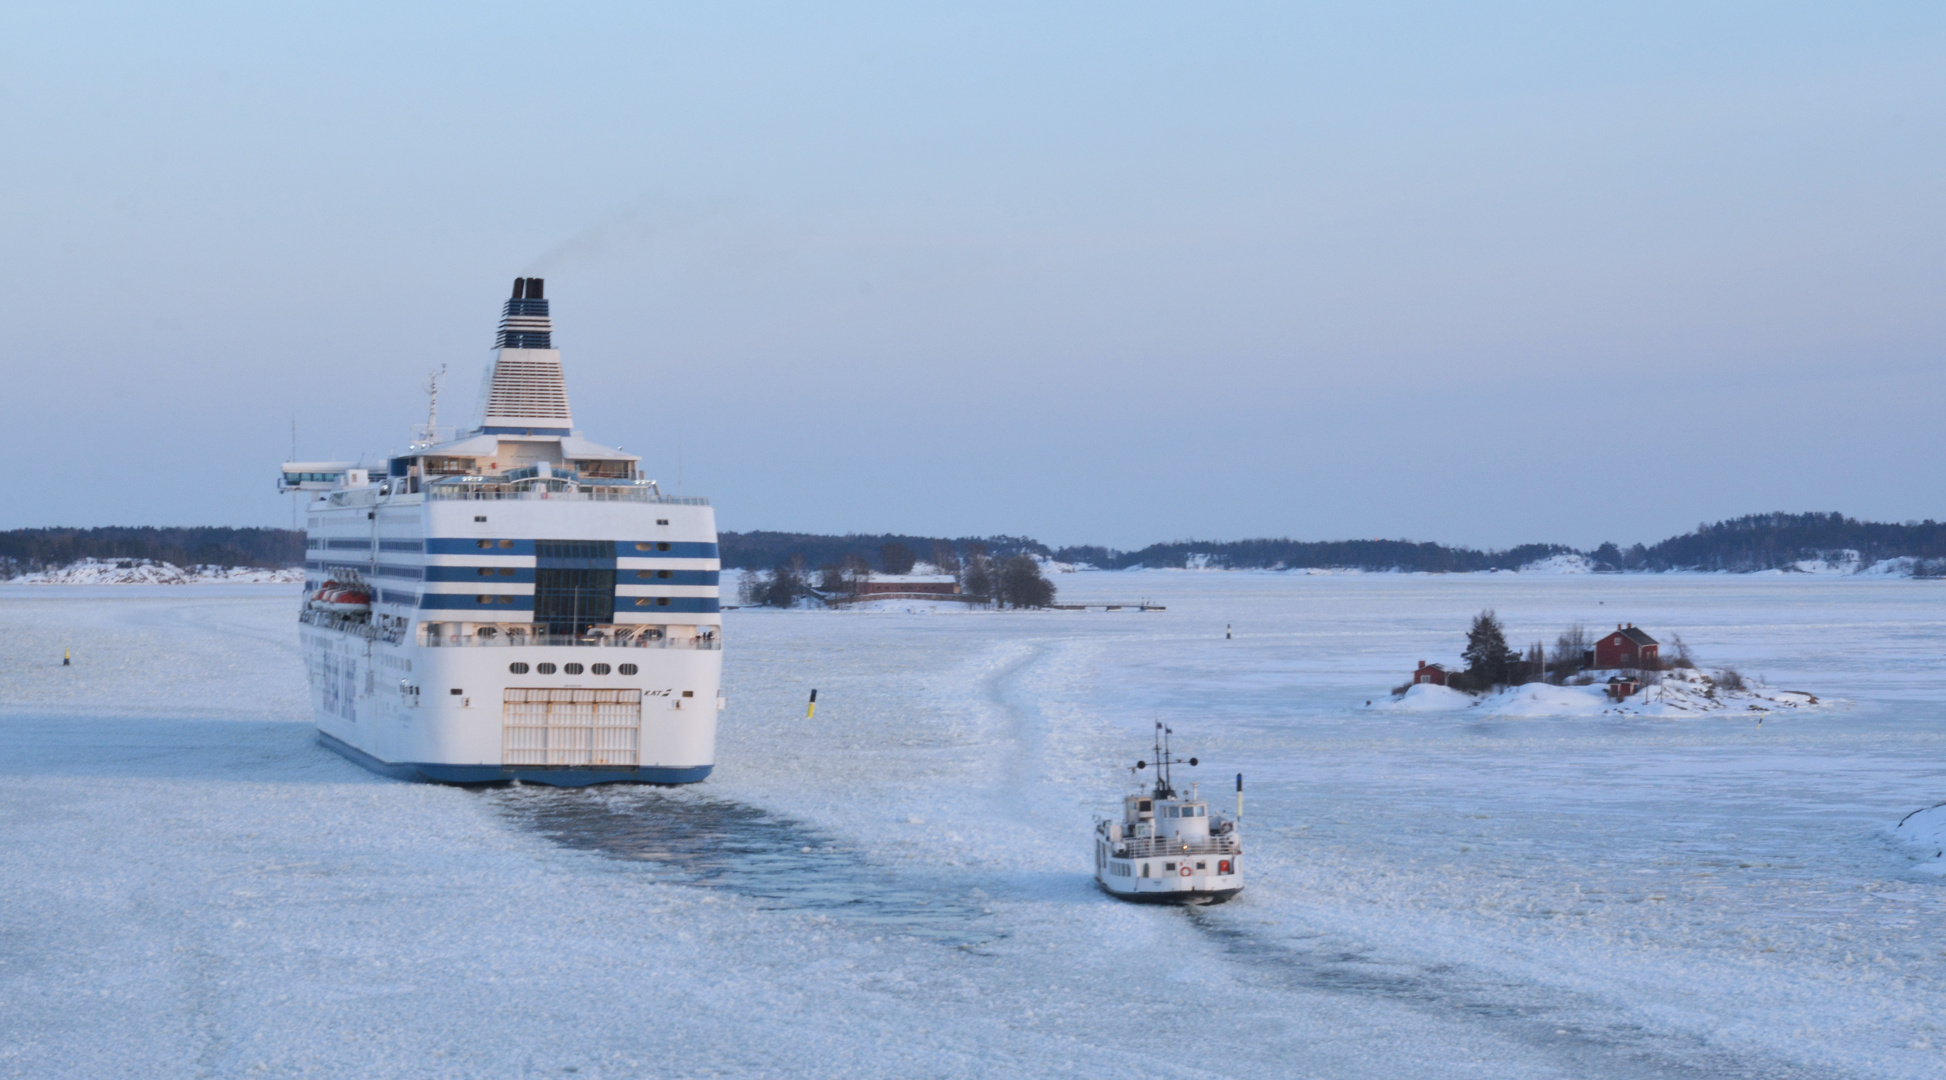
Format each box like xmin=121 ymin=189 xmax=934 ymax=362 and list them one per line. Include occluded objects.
xmin=281 ymin=278 xmax=723 ymax=785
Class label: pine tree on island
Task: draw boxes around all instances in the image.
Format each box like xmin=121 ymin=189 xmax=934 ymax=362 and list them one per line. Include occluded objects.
xmin=1461 ymin=610 xmax=1518 ymax=690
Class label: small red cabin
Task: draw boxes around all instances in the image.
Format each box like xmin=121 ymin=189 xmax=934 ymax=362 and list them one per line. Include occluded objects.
xmin=1411 ymin=661 xmax=1450 ymax=687
xmin=1593 ymin=624 xmax=1658 ymax=670
xmin=1606 ymin=674 xmax=1641 ymax=700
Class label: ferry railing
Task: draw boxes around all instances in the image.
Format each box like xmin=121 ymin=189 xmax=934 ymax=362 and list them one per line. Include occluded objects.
xmin=423 ymin=488 xmax=710 ymax=506
xmin=298 ymin=608 xmax=408 ymax=644
xmin=1112 ymin=834 xmax=1240 ymax=859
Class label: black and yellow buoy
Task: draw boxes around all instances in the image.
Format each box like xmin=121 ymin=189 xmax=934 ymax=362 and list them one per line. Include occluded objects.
xmin=62 ymin=648 xmax=71 ymax=667
xmin=806 ymin=688 xmax=817 ymax=719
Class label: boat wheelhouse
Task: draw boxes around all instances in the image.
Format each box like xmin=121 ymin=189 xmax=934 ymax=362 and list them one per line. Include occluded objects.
xmin=284 ymin=277 xmax=723 ymax=785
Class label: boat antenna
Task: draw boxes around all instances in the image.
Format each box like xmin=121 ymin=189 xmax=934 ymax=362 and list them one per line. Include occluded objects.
xmin=1147 ymin=720 xmax=1197 ymax=801
xmin=414 ymin=364 xmax=447 ymax=447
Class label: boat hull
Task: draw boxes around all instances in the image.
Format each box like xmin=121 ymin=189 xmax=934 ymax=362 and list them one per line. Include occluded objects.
xmin=1096 ymin=880 xmax=1242 ymax=905
xmin=318 ymin=731 xmax=711 ymax=786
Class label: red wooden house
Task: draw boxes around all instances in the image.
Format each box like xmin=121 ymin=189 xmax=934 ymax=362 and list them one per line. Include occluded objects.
xmin=1592 ymin=624 xmax=1658 ymax=670
xmin=1411 ymin=661 xmax=1450 ymax=687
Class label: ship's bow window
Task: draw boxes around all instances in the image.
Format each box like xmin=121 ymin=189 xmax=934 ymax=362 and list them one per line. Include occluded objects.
xmin=591 ymin=663 xmax=610 ymax=675
xmin=618 ymin=663 xmax=638 ymax=675
xmin=537 ymin=662 xmax=556 ymax=674
xmin=563 ymin=663 xmax=584 ymax=675
xmin=509 ymin=662 xmax=529 ymax=674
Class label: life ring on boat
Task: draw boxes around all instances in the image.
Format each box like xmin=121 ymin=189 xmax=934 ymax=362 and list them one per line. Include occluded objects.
xmin=1179 ymin=864 xmax=1193 ymax=878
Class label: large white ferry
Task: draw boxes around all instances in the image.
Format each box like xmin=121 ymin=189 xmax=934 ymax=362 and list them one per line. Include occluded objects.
xmin=280 ymin=278 xmax=723 ymax=785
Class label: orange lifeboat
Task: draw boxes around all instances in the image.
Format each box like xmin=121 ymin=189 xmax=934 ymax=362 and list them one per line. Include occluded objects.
xmin=310 ymin=580 xmax=372 ymax=615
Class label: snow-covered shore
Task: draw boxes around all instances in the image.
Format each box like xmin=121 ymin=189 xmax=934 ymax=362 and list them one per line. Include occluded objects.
xmin=5 ymin=557 xmax=303 ymax=585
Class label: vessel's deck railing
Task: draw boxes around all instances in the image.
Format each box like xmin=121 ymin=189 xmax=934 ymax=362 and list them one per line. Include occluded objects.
xmin=299 ymin=608 xmax=408 ymax=644
xmin=423 ymin=632 xmax=723 ymax=650
xmin=321 ymin=488 xmax=711 ymax=507
xmin=1111 ymin=834 xmax=1240 ymax=859
xmin=422 ymin=488 xmax=711 ymax=505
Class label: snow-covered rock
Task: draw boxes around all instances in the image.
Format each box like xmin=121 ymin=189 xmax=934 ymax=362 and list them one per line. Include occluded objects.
xmin=1518 ymin=553 xmax=1595 ymax=574
xmin=1378 ymin=667 xmax=1824 ymax=718
xmin=7 ymin=558 xmax=303 ymax=585
xmin=1383 ymin=683 xmax=1475 ymax=712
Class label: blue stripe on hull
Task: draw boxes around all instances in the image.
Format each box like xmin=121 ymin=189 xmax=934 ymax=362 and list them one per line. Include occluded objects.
xmin=317 ymin=731 xmax=712 ymax=786
xmin=418 ymin=593 xmax=536 ymax=610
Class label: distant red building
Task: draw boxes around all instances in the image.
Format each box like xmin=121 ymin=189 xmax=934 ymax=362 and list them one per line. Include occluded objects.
xmin=1592 ymin=625 xmax=1659 ymax=670
xmin=1411 ymin=661 xmax=1451 ymax=687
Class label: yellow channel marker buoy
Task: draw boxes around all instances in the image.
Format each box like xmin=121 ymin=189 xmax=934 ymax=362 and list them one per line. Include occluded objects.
xmin=806 ymin=688 xmax=817 ymax=719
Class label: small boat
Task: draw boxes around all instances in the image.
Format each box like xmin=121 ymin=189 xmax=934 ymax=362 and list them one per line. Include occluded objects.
xmin=1094 ymin=723 xmax=1242 ymax=904
xmin=309 ymin=580 xmax=372 ymax=616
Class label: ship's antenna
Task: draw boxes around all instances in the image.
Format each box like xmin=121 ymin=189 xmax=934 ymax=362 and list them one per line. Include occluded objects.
xmin=419 ymin=364 xmax=447 ymax=446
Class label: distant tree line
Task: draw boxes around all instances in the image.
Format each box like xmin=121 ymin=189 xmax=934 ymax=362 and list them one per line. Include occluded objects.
xmin=1587 ymin=512 xmax=1946 ymax=572
xmin=12 ymin=511 xmax=1943 ymax=581
xmin=1047 ymin=539 xmax=1575 ymax=573
xmin=0 ymin=527 xmax=304 ymax=578
xmin=720 ymin=532 xmax=1050 ymax=572
xmin=724 ymin=512 xmax=1946 ymax=575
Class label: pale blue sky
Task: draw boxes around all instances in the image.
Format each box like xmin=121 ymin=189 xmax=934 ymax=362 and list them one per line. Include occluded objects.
xmin=2 ymin=2 xmax=1942 ymax=549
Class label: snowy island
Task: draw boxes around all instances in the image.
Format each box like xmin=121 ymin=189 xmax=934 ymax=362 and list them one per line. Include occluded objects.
xmin=1382 ymin=612 xmax=1826 ymax=718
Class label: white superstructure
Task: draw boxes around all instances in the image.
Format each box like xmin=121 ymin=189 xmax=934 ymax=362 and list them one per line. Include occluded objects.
xmin=282 ymin=277 xmax=723 ymax=785
xmin=1094 ymin=725 xmax=1243 ymax=903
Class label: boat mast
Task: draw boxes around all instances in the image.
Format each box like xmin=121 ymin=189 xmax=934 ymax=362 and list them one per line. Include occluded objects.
xmin=1145 ymin=720 xmax=1196 ymax=802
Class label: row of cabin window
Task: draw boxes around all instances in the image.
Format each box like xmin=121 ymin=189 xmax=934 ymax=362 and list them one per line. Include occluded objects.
xmin=474 ymin=567 xmax=677 ymax=578
xmin=507 ymin=662 xmax=639 ymax=676
xmin=1133 ymin=858 xmax=1234 ymax=877
xmin=473 ymin=540 xmax=675 ymax=551
xmin=1164 ymin=805 xmax=1207 ymax=819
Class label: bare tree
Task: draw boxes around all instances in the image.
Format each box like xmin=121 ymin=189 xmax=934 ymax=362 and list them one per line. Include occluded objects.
xmin=1666 ymin=632 xmax=1696 ymax=669
xmin=737 ymin=568 xmax=771 ymax=607
xmin=930 ymin=541 xmax=960 ymax=574
xmin=840 ymin=553 xmax=872 ymax=597
xmin=995 ymin=555 xmax=1056 ymax=608
xmin=960 ymin=551 xmax=994 ymax=604
xmin=754 ymin=557 xmax=810 ymax=607
xmin=1548 ymin=624 xmax=1591 ymax=684
xmin=816 ymin=563 xmax=847 ymax=594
